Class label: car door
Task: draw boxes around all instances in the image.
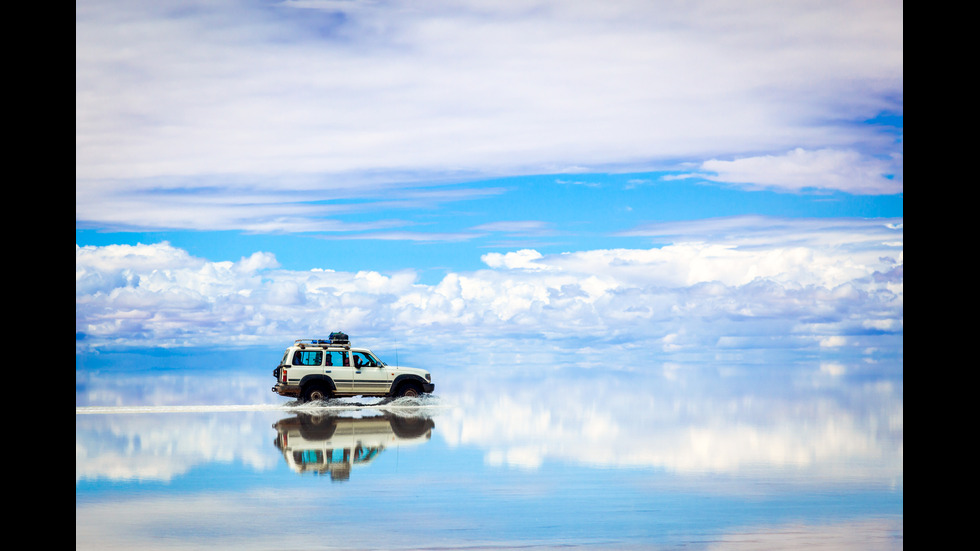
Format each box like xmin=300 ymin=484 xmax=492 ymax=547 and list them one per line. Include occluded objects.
xmin=350 ymin=351 xmax=389 ymax=395
xmin=324 ymin=350 xmax=353 ymax=394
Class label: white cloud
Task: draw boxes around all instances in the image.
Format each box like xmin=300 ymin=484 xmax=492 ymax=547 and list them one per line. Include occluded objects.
xmin=700 ymin=148 xmax=903 ymax=195
xmin=76 ymin=217 xmax=902 ymax=356
xmin=619 ymin=215 xmax=903 ymax=270
xmin=76 ymin=0 xmax=903 ymax=230
xmin=480 ymin=249 xmax=549 ymax=270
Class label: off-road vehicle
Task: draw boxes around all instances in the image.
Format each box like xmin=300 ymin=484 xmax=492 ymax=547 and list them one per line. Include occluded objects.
xmin=271 ymin=332 xmax=434 ymax=402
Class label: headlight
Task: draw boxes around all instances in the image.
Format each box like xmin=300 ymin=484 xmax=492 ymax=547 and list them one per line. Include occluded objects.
xmin=425 ymin=373 xmax=431 ymax=382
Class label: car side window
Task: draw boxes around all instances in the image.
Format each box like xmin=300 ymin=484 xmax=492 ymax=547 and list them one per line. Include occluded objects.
xmin=352 ymin=352 xmax=377 ymax=367
xmin=293 ymin=350 xmax=322 ymax=366
xmin=326 ymin=351 xmax=345 ymax=367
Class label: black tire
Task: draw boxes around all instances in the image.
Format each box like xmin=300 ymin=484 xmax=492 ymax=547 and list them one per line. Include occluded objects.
xmin=396 ymin=382 xmax=422 ymax=398
xmin=302 ymin=383 xmax=331 ymax=403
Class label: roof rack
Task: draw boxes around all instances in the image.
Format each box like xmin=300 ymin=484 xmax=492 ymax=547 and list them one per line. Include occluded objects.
xmin=294 ymin=331 xmax=351 ymax=349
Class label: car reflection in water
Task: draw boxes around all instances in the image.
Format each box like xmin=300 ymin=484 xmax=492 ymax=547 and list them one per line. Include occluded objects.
xmin=273 ymin=412 xmax=435 ymax=481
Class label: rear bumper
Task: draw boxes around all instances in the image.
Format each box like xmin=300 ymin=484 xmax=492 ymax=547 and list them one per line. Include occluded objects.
xmin=272 ymin=383 xmax=301 ymax=397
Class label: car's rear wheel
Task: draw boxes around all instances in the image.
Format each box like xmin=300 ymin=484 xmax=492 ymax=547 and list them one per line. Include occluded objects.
xmin=302 ymin=383 xmax=330 ymax=403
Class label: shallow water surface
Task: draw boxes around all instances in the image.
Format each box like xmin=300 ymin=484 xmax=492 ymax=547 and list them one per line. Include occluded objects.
xmin=76 ymin=352 xmax=902 ymax=550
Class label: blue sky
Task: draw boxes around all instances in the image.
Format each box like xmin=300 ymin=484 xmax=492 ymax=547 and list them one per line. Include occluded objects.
xmin=76 ymin=0 xmax=903 ymax=361
xmin=77 ymin=170 xmax=902 ymax=279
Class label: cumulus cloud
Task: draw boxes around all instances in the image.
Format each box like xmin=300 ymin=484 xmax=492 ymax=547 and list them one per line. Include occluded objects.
xmin=76 ymin=217 xmax=902 ymax=357
xmin=480 ymin=249 xmax=549 ymax=271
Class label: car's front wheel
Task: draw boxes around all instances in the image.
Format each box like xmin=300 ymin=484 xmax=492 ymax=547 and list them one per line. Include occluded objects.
xmin=396 ymin=382 xmax=422 ymax=398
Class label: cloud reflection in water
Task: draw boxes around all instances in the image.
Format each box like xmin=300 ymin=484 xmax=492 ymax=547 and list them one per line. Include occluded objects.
xmin=442 ymin=365 xmax=901 ymax=488
xmin=76 ymin=353 xmax=901 ymax=549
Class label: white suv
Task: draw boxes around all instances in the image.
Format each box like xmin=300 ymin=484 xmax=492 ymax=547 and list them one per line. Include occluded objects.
xmin=272 ymin=333 xmax=434 ymax=402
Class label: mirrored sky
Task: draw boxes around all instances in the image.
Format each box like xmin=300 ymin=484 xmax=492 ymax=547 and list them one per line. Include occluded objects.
xmin=77 ymin=347 xmax=902 ymax=549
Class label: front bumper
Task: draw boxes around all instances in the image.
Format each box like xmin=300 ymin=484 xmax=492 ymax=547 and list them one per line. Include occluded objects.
xmin=423 ymin=383 xmax=435 ymax=394
xmin=272 ymin=382 xmax=301 ymax=397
